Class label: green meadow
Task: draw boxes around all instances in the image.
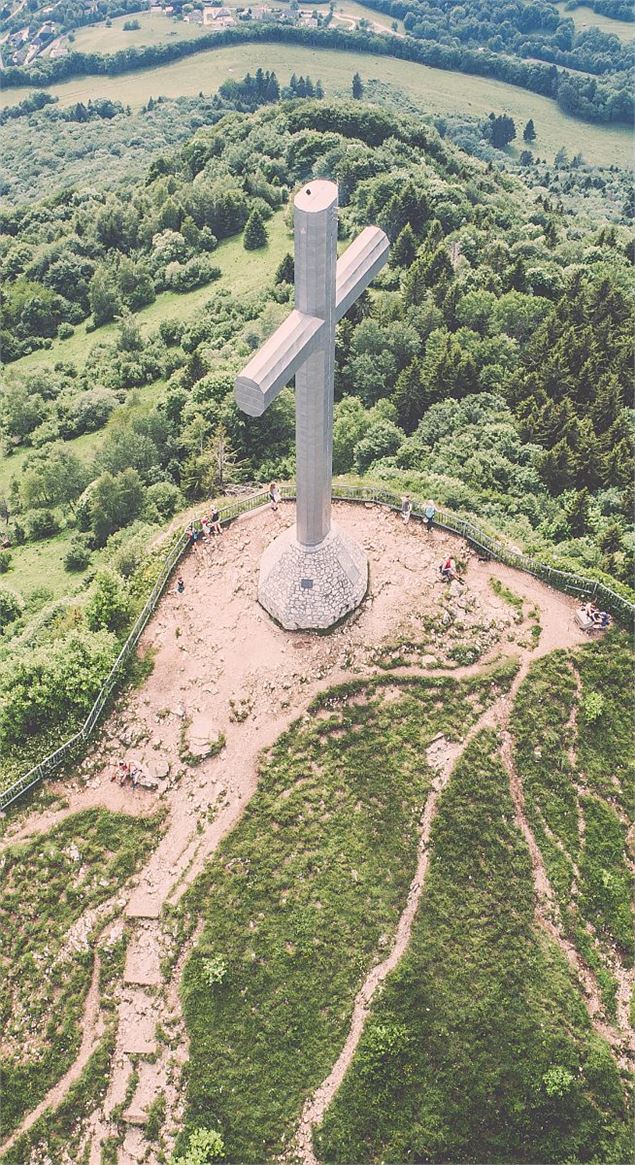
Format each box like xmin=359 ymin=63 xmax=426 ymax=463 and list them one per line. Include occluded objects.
xmin=1 ymin=44 xmax=630 ymax=166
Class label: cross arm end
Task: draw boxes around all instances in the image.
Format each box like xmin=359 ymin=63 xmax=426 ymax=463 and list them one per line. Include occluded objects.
xmin=335 ymin=226 xmax=390 ymax=323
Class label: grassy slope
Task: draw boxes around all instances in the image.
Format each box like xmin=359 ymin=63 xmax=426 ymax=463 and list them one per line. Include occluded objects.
xmin=4 ymin=210 xmax=290 ymax=378
xmin=316 ymin=726 xmax=631 ymax=1164
xmin=176 ymin=665 xmax=515 ymax=1160
xmin=0 ymin=45 xmax=630 ymax=166
xmin=555 ymin=0 xmax=634 ymax=40
xmin=70 ymin=11 xmax=206 ymax=53
xmin=509 ymin=634 xmax=634 ymax=1014
xmin=0 ymin=809 xmax=162 ymax=1140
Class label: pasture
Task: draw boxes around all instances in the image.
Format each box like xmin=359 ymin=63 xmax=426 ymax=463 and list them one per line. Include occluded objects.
xmin=0 ymin=43 xmax=631 ymax=166
xmin=556 ymin=1 xmax=634 ymax=40
xmin=69 ymin=11 xmax=206 ymax=54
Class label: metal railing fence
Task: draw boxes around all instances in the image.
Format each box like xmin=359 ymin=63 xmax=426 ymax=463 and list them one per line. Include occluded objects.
xmin=1 ymin=485 xmax=632 ymax=811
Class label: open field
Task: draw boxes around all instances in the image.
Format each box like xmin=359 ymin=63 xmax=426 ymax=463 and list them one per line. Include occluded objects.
xmin=0 ymin=44 xmax=630 ymax=166
xmin=69 ymin=11 xmax=207 ymax=54
xmin=556 ymin=1 xmax=634 ymax=40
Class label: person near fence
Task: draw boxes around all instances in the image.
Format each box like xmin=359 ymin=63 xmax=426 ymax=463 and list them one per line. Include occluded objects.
xmin=440 ymin=555 xmax=462 ymax=583
xmin=423 ymin=499 xmax=436 ymax=533
xmin=210 ymin=507 xmax=222 ymax=535
xmin=176 ymin=577 xmax=185 ymax=595
xmin=269 ymin=482 xmax=281 ymax=511
xmin=401 ymin=495 xmax=413 ymax=524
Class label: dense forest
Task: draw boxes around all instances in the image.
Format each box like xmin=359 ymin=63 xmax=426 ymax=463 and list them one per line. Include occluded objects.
xmin=0 ymin=98 xmax=633 ymax=783
xmin=2 ymin=19 xmax=633 ymax=125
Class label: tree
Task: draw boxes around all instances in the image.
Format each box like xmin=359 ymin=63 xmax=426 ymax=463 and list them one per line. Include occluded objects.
xmin=275 ymin=253 xmax=294 ymax=284
xmin=88 ymin=469 xmax=146 ymax=546
xmin=243 ymin=208 xmax=267 ymax=250
xmin=85 ymin=569 xmax=130 ymax=632
xmin=523 ymin=118 xmax=536 ymax=142
xmin=19 ymin=444 xmax=89 ymax=512
xmin=392 ymin=224 xmax=418 ymax=268
xmin=0 ymin=586 xmax=23 ymax=630
xmin=89 ymin=266 xmax=122 ymax=327
xmin=352 ymin=72 xmax=363 ymax=99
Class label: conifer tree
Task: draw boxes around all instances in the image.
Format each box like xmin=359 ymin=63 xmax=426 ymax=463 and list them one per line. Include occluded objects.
xmin=352 ymin=72 xmax=363 ymax=99
xmin=392 ymin=223 xmax=418 ymax=267
xmin=243 ymin=208 xmax=267 ymax=250
xmin=523 ymin=118 xmax=536 ymax=142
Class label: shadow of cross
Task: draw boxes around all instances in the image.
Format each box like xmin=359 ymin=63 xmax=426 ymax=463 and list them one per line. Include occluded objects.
xmin=235 ymin=180 xmax=389 ymax=549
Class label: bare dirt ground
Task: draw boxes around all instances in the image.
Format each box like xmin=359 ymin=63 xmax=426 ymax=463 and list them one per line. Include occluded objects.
xmin=3 ymin=500 xmax=621 ymax=1165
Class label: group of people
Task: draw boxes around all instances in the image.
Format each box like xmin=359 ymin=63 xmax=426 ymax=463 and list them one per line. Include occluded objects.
xmin=581 ymin=601 xmax=611 ymax=629
xmin=111 ymin=760 xmax=139 ymax=788
xmin=401 ymin=496 xmax=436 ymax=531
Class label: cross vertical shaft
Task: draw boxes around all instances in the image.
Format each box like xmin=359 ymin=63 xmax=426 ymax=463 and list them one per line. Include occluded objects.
xmin=293 ymin=182 xmax=338 ymax=546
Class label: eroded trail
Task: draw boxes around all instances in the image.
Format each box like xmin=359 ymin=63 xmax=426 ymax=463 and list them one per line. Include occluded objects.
xmin=0 ymin=954 xmax=104 ymax=1158
xmin=499 ymin=729 xmax=632 ymax=1070
xmin=2 ymin=504 xmax=602 ymax=1162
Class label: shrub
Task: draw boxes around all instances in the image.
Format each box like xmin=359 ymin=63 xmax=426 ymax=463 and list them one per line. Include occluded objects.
xmin=57 ymin=322 xmax=75 ymax=339
xmin=85 ymin=570 xmax=130 ymax=633
xmin=542 ymin=1066 xmax=575 ymax=1098
xmin=0 ymin=549 xmax=11 ymax=573
xmin=64 ymin=535 xmax=92 ymax=572
xmin=200 ymin=956 xmax=227 ymax=987
xmin=145 ymin=481 xmax=183 ymax=519
xmin=173 ymin=1128 xmax=225 ymax=1165
xmin=0 ymin=585 xmax=24 ymax=629
xmin=581 ymin=691 xmax=605 ymax=724
xmin=25 ymin=508 xmax=60 ymax=540
xmin=0 ymin=627 xmax=117 ymax=742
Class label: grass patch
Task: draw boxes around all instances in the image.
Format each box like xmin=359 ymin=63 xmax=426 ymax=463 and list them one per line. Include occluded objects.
xmin=574 ymin=630 xmax=633 ymax=813
xmin=510 ymin=651 xmax=580 ymax=868
xmin=0 ymin=46 xmax=630 ymax=166
xmin=315 ymin=729 xmax=631 ymax=1164
xmin=578 ymin=796 xmax=633 ymax=964
xmin=0 ymin=809 xmax=162 ymax=1140
xmin=175 ymin=666 xmax=515 ymax=1160
xmin=489 ymin=575 xmax=524 ymax=617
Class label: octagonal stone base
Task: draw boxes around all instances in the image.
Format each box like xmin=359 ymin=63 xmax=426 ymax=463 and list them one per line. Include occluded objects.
xmin=258 ymin=523 xmax=368 ymax=631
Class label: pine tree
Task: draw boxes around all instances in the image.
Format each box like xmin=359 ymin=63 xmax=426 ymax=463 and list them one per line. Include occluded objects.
xmin=275 ymin=253 xmax=294 ymax=284
xmin=394 ymin=357 xmax=425 ymax=433
xmin=352 ymin=72 xmax=363 ymax=99
xmin=243 ymin=208 xmax=267 ymax=250
xmin=392 ymin=223 xmax=418 ymax=267
xmin=523 ymin=118 xmax=536 ymax=142
xmin=315 ymin=79 xmax=324 ymax=98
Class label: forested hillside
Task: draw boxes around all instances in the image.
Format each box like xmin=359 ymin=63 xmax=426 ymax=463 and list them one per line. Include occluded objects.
xmin=0 ymin=97 xmax=633 ymax=788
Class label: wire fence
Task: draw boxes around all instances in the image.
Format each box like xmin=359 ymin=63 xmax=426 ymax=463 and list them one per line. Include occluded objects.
xmin=1 ymin=485 xmax=632 ymax=811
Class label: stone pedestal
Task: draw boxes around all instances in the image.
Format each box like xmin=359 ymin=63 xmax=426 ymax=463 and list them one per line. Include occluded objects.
xmin=258 ymin=523 xmax=368 ymax=631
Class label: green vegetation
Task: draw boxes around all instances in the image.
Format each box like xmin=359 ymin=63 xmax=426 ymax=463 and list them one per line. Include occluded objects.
xmin=0 ymin=808 xmax=162 ymax=1139
xmin=72 ymin=11 xmax=209 ymax=53
xmin=1 ymin=45 xmax=631 ymax=167
xmin=315 ymin=729 xmax=631 ymax=1163
xmin=175 ymin=664 xmax=515 ymax=1159
xmin=510 ymin=634 xmax=634 ymax=1009
xmin=0 ymin=99 xmax=631 ymax=792
xmin=489 ymin=576 xmax=524 ymax=615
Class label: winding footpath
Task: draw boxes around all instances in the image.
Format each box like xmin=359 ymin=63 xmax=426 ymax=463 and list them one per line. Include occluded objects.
xmin=1 ymin=504 xmax=630 ymax=1164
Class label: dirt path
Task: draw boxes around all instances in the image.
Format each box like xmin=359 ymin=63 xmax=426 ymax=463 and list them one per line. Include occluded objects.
xmin=3 ymin=503 xmax=598 ymax=1162
xmin=0 ymin=954 xmax=104 ymax=1159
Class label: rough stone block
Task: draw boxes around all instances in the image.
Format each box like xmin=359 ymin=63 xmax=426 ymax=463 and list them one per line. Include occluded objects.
xmin=258 ymin=523 xmax=368 ymax=631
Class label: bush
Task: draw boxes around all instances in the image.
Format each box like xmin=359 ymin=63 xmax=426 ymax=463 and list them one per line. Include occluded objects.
xmin=64 ymin=535 xmax=92 ymax=572
xmin=173 ymin=1127 xmax=225 ymax=1165
xmin=145 ymin=481 xmax=183 ymax=519
xmin=25 ymin=508 xmax=60 ymax=540
xmin=0 ymin=627 xmax=117 ymax=742
xmin=57 ymin=322 xmax=75 ymax=339
xmin=0 ymin=585 xmax=24 ymax=629
xmin=0 ymin=549 xmax=11 ymax=573
xmin=85 ymin=570 xmax=130 ymax=633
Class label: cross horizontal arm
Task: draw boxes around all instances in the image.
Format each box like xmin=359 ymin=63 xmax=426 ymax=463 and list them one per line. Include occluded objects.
xmin=235 ymin=309 xmax=324 ymax=417
xmin=335 ymin=226 xmax=390 ymax=323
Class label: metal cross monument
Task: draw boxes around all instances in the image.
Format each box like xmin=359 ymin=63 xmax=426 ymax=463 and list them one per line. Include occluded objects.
xmin=235 ymin=179 xmax=389 ymax=630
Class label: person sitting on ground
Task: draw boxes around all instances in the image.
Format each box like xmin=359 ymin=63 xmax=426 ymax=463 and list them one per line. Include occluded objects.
xmin=210 ymin=507 xmax=222 ymax=535
xmin=112 ymin=760 xmax=130 ymax=784
xmin=269 ymin=482 xmax=280 ymax=511
xmin=201 ymin=517 xmax=211 ymax=539
xmin=592 ymin=608 xmax=611 ymax=628
xmin=422 ymin=499 xmax=436 ymax=533
xmin=440 ymin=555 xmax=462 ymax=583
xmin=401 ymin=494 xmax=413 ymax=524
